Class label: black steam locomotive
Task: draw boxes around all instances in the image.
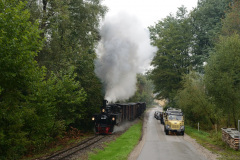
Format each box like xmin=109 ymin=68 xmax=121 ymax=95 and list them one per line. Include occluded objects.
xmin=92 ymin=100 xmax=146 ymax=134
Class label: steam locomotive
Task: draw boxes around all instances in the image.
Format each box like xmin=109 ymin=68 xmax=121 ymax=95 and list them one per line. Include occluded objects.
xmin=92 ymin=100 xmax=146 ymax=134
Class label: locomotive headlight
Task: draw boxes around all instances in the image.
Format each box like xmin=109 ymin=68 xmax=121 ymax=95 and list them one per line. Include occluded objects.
xmin=92 ymin=117 xmax=95 ymax=121
xmin=112 ymin=117 xmax=115 ymax=121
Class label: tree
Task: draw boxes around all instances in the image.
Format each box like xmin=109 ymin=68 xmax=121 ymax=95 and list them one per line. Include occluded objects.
xmin=27 ymin=0 xmax=107 ymax=73
xmin=128 ymin=74 xmax=154 ymax=106
xmin=0 ymin=1 xmax=43 ymax=159
xmin=26 ymin=0 xmax=106 ymax=131
xmin=175 ymin=72 xmax=217 ymax=129
xmin=149 ymin=6 xmax=192 ymax=102
xmin=0 ymin=1 xmax=89 ymax=158
xmin=24 ymin=69 xmax=86 ymax=151
xmin=221 ymin=0 xmax=240 ymax=36
xmin=74 ymin=52 xmax=104 ymax=130
xmin=205 ymin=34 xmax=240 ymax=128
xmin=190 ymin=0 xmax=231 ymax=72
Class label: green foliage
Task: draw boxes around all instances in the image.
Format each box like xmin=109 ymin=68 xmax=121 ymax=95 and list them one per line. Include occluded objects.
xmin=149 ymin=6 xmax=192 ymax=101
xmin=0 ymin=1 xmax=90 ymax=158
xmin=205 ymin=34 xmax=240 ymax=128
xmin=186 ymin=125 xmax=240 ymax=160
xmin=190 ymin=0 xmax=230 ymax=71
xmin=74 ymin=51 xmax=103 ymax=130
xmin=175 ymin=72 xmax=218 ymax=130
xmin=150 ymin=0 xmax=237 ymax=132
xmin=24 ymin=69 xmax=86 ymax=152
xmin=0 ymin=1 xmax=42 ymax=90
xmin=26 ymin=0 xmax=106 ymax=131
xmin=27 ymin=0 xmax=107 ymax=73
xmin=48 ymin=70 xmax=87 ymax=125
xmin=0 ymin=1 xmax=43 ymax=159
xmin=128 ymin=74 xmax=154 ymax=106
xmin=221 ymin=0 xmax=240 ymax=36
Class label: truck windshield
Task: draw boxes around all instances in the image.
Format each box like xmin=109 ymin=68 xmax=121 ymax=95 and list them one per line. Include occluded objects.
xmin=168 ymin=115 xmax=183 ymax=120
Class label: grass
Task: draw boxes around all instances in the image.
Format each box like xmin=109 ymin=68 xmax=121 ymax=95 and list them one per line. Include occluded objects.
xmin=185 ymin=125 xmax=240 ymax=160
xmin=88 ymin=121 xmax=142 ymax=160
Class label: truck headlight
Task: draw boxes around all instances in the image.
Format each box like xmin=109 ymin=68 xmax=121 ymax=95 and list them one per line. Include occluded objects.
xmin=180 ymin=126 xmax=184 ymax=130
xmin=92 ymin=117 xmax=95 ymax=121
xmin=112 ymin=117 xmax=115 ymax=121
xmin=166 ymin=125 xmax=170 ymax=129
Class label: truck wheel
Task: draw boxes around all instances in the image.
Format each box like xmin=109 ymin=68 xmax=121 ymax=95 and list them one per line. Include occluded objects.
xmin=181 ymin=131 xmax=184 ymax=136
xmin=165 ymin=130 xmax=169 ymax=135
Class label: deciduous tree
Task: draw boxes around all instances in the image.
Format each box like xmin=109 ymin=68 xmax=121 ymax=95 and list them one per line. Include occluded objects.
xmin=190 ymin=0 xmax=230 ymax=72
xmin=205 ymin=34 xmax=240 ymax=128
xmin=0 ymin=1 xmax=43 ymax=159
xmin=128 ymin=74 xmax=154 ymax=106
xmin=221 ymin=0 xmax=240 ymax=36
xmin=175 ymin=72 xmax=217 ymax=129
xmin=149 ymin=7 xmax=192 ymax=102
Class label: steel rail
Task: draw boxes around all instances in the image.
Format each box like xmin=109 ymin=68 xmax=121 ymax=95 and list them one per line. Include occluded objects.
xmin=44 ymin=135 xmax=104 ymax=160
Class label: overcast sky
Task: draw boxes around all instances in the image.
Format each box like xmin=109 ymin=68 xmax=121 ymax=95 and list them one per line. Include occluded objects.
xmin=102 ymin=0 xmax=199 ymax=28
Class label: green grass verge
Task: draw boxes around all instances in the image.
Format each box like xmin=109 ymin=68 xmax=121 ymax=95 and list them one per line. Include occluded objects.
xmin=185 ymin=125 xmax=240 ymax=160
xmin=88 ymin=121 xmax=142 ymax=160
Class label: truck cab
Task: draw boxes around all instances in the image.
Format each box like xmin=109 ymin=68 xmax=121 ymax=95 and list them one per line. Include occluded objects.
xmin=164 ymin=109 xmax=184 ymax=135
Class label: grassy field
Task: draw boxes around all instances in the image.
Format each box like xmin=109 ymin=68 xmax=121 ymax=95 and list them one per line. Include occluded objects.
xmin=185 ymin=125 xmax=240 ymax=160
xmin=88 ymin=121 xmax=142 ymax=160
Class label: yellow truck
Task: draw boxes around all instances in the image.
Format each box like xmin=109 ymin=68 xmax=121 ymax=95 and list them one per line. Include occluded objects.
xmin=163 ymin=108 xmax=184 ymax=135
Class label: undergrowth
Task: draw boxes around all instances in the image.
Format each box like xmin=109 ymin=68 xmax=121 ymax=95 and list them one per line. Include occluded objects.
xmin=185 ymin=125 xmax=240 ymax=160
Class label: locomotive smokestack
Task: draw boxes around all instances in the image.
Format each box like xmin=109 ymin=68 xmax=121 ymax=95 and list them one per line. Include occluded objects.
xmin=101 ymin=100 xmax=108 ymax=113
xmin=103 ymin=99 xmax=108 ymax=108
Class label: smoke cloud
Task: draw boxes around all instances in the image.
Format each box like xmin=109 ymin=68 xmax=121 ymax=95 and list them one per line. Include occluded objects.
xmin=95 ymin=12 xmax=156 ymax=103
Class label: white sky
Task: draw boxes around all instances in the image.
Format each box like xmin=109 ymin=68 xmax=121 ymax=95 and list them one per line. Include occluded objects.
xmin=102 ymin=0 xmax=199 ymax=28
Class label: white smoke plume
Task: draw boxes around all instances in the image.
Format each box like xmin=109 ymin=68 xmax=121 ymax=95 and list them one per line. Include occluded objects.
xmin=95 ymin=12 xmax=156 ymax=103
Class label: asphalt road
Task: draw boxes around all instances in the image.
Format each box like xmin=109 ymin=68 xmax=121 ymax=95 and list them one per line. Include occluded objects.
xmin=137 ymin=106 xmax=207 ymax=160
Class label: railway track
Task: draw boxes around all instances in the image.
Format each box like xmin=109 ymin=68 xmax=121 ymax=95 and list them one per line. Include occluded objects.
xmin=43 ymin=135 xmax=105 ymax=160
